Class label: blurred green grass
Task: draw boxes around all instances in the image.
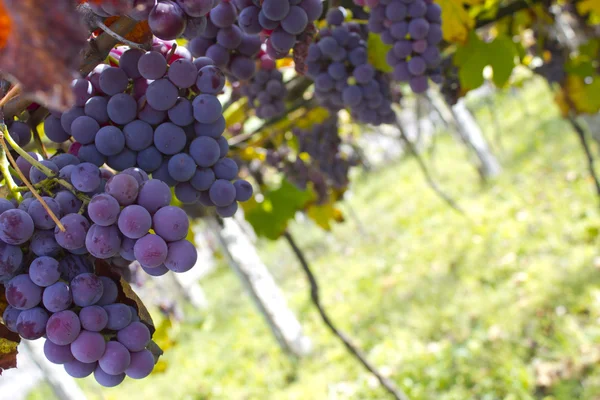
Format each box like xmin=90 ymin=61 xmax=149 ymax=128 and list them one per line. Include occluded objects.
xmin=30 ymin=79 xmax=600 ymax=399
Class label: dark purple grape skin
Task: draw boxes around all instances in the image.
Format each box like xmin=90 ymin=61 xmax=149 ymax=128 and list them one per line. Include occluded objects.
xmin=148 ymin=0 xmax=188 ymax=40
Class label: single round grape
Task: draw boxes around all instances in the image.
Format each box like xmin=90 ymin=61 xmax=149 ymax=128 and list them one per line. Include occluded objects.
xmin=212 ymin=158 xmax=239 ymax=180
xmin=194 ymin=116 xmax=226 ymax=138
xmin=29 ymin=256 xmax=60 ymax=287
xmin=104 ymin=303 xmax=132 ymax=330
xmin=78 ymin=145 xmax=106 ymax=167
xmin=146 ymin=79 xmax=179 ymax=111
xmin=97 ymin=276 xmax=119 ymax=306
xmin=46 ymin=310 xmax=81 ymax=345
xmin=5 ymin=274 xmax=41 ymax=310
xmin=148 ymin=0 xmax=187 ymax=40
xmin=99 ymin=67 xmax=129 ymax=95
xmin=152 ymin=206 xmax=189 ymax=242
xmin=99 ymin=340 xmax=131 ymax=375
xmin=0 ymin=209 xmax=34 ymax=245
xmin=168 ymin=98 xmax=194 ymax=126
xmin=154 ymin=122 xmax=187 ymax=155
xmin=88 ymin=194 xmax=120 ymax=227
xmin=44 ymin=340 xmax=74 ymax=364
xmin=168 ymin=153 xmax=197 ymax=182
xmin=84 ymin=96 xmax=110 ymax=124
xmin=43 ymin=281 xmax=72 ymax=312
xmin=108 ymin=93 xmax=138 ymax=125
xmin=71 ymin=116 xmax=100 ymax=145
xmin=137 ymin=179 xmax=172 ymax=214
xmin=0 ymin=241 xmax=23 ymax=279
xmin=164 ymin=240 xmax=197 ymax=273
xmin=234 ymin=179 xmax=253 ymax=202
xmin=138 ymin=51 xmax=168 ymax=80
xmin=168 ymin=58 xmax=197 ymax=88
xmin=126 ymin=349 xmax=155 ymax=379
xmin=118 ymin=205 xmax=152 ymax=239
xmin=86 ymin=224 xmax=122 ymax=259
xmin=189 ymin=136 xmax=220 ymax=167
xmin=105 ymin=174 xmax=140 ymax=206
xmin=95 ymin=126 xmax=126 ymax=157
xmin=210 ymin=1 xmax=237 ymax=27
xmin=192 ymin=94 xmax=222 ymax=124
xmin=134 ymin=234 xmax=168 ymax=268
xmin=209 ymin=179 xmax=236 ymax=207
xmin=117 ymin=321 xmax=151 ymax=352
xmin=44 ymin=116 xmax=71 ymax=143
xmin=190 ymin=168 xmax=215 ymax=191
xmin=94 ymin=365 xmax=126 ymax=387
xmin=174 ymin=182 xmax=201 ymax=204
xmin=71 ymin=273 xmax=104 ymax=307
xmin=137 ymin=146 xmax=163 ymax=172
xmin=28 ymin=197 xmax=62 ymax=230
xmin=71 ymin=330 xmax=106 ymax=363
xmin=64 ymin=359 xmax=97 ymax=378
xmin=2 ymin=306 xmax=20 ymax=332
xmin=79 ymin=306 xmax=109 ymax=332
xmin=17 ymin=307 xmax=49 ymax=339
xmin=216 ymin=202 xmax=238 ymax=218
xmin=70 ymin=162 xmax=102 ymax=193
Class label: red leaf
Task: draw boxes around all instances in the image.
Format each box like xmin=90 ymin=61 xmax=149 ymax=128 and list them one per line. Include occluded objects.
xmin=0 ymin=323 xmax=19 ymax=375
xmin=0 ymin=0 xmax=88 ymax=111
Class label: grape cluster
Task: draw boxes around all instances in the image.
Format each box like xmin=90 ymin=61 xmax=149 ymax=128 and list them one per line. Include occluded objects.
xmin=187 ymin=1 xmax=261 ymax=80
xmin=438 ymin=57 xmax=460 ymax=105
xmin=234 ymin=0 xmax=323 ymax=59
xmin=86 ymin=0 xmax=217 ymax=41
xmin=306 ymin=10 xmax=395 ymax=125
xmin=292 ymin=117 xmax=357 ymax=189
xmin=355 ymin=0 xmax=443 ymax=93
xmin=533 ymin=38 xmax=567 ymax=85
xmin=241 ymin=56 xmax=287 ymax=119
xmin=266 ymin=148 xmax=329 ymax=203
xmin=2 ymin=256 xmax=155 ymax=386
xmin=44 ymin=41 xmax=253 ymax=215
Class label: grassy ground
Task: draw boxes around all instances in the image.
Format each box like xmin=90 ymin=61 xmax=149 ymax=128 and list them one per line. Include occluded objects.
xmin=29 ymin=79 xmax=600 ymax=399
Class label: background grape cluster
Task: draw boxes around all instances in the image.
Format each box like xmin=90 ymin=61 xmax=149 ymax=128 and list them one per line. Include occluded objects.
xmin=187 ymin=1 xmax=261 ymax=80
xmin=306 ymin=9 xmax=396 ymax=125
xmin=241 ymin=56 xmax=288 ymax=119
xmin=356 ymin=0 xmax=443 ymax=93
xmin=235 ymin=0 xmax=324 ymax=59
xmin=86 ymin=0 xmax=217 ymax=41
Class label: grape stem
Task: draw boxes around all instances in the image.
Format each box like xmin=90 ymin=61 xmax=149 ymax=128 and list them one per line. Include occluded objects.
xmin=0 ymin=124 xmax=65 ymax=231
xmin=0 ymin=138 xmax=21 ymax=201
xmin=0 ymin=84 xmax=21 ymax=108
xmin=2 ymin=125 xmax=56 ymax=177
xmin=95 ymin=18 xmax=150 ymax=51
xmin=283 ymin=231 xmax=410 ymax=400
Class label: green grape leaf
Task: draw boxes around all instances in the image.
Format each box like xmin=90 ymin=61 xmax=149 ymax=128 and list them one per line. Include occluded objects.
xmin=454 ymin=31 xmax=518 ymax=90
xmin=367 ymin=33 xmax=393 ymax=73
xmin=243 ymin=179 xmax=312 ymax=240
xmin=307 ymin=202 xmax=345 ymax=231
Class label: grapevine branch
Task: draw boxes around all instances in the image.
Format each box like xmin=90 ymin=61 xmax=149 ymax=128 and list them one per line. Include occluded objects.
xmin=95 ymin=19 xmax=149 ymax=51
xmin=395 ymin=120 xmax=465 ymax=215
xmin=569 ymin=116 xmax=600 ymax=207
xmin=283 ymin=231 xmax=409 ymax=400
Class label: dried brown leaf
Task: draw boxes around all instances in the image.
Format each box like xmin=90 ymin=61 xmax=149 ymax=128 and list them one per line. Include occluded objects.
xmin=0 ymin=0 xmax=88 ymax=111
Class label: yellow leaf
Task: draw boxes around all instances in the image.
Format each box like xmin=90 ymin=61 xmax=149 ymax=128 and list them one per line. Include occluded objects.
xmin=307 ymin=203 xmax=344 ymax=231
xmin=563 ymin=74 xmax=600 ymax=115
xmin=577 ymin=0 xmax=600 ymax=21
xmin=435 ymin=0 xmax=478 ymax=44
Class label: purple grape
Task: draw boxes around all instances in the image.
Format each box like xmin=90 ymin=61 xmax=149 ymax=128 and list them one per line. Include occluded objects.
xmin=5 ymin=274 xmax=42 ymax=310
xmin=97 ymin=276 xmax=119 ymax=306
xmin=28 ymin=256 xmax=60 ymax=287
xmin=168 ymin=58 xmax=197 ymax=88
xmin=54 ymin=213 xmax=90 ymax=250
xmin=0 ymin=209 xmax=34 ymax=245
xmin=46 ymin=310 xmax=81 ymax=345
xmin=16 ymin=307 xmax=49 ymax=339
xmin=79 ymin=306 xmax=109 ymax=332
xmin=2 ymin=306 xmax=20 ymax=332
xmin=126 ymin=349 xmax=155 ymax=379
xmin=105 ymin=173 xmax=140 ymax=206
xmin=189 ymin=136 xmax=220 ymax=167
xmin=86 ymin=224 xmax=122 ymax=259
xmin=148 ymin=0 xmax=187 ymax=40
xmin=99 ymin=341 xmax=131 ymax=375
xmin=118 ymin=205 xmax=152 ymax=239
xmin=0 ymin=242 xmax=23 ymax=280
xmin=54 ymin=191 xmax=83 ymax=215
xmin=164 ymin=240 xmax=197 ymax=273
xmin=234 ymin=179 xmax=253 ymax=202
xmin=88 ymin=194 xmax=121 ymax=226
xmin=134 ymin=234 xmax=168 ymax=268
xmin=71 ymin=273 xmax=104 ymax=307
xmin=71 ymin=162 xmax=102 ymax=193
xmin=117 ymin=321 xmax=151 ymax=352
xmin=43 ymin=281 xmax=72 ymax=312
xmin=137 ymin=179 xmax=172 ymax=214
xmin=209 ymin=179 xmax=236 ymax=207
xmin=146 ymin=79 xmax=179 ymax=111
xmin=99 ymin=67 xmax=129 ymax=95
xmin=192 ymin=94 xmax=222 ymax=124
xmin=152 ymin=206 xmax=189 ymax=242
xmin=94 ymin=365 xmax=126 ymax=387
xmin=174 ymin=182 xmax=201 ymax=204
xmin=44 ymin=116 xmax=71 ymax=143
xmin=64 ymin=359 xmax=97 ymax=378
xmin=71 ymin=330 xmax=106 ymax=363
xmin=44 ymin=340 xmax=74 ymax=364
xmin=108 ymin=93 xmax=138 ymax=125
xmin=104 ymin=303 xmax=133 ymax=330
